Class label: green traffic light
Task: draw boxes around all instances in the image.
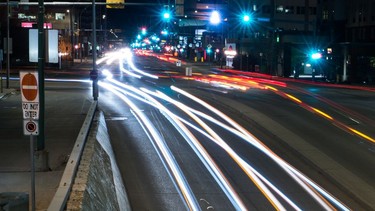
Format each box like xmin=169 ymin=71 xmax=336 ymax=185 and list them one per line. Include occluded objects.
xmin=163 ymin=12 xmax=170 ymax=19
xmin=243 ymin=15 xmax=250 ymax=22
xmin=141 ymin=27 xmax=147 ymax=35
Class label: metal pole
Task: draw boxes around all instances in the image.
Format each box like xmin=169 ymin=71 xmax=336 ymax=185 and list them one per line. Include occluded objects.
xmin=6 ymin=0 xmax=10 ymax=88
xmin=92 ymin=0 xmax=98 ymax=100
xmin=69 ymin=7 xmax=74 ymax=62
xmin=37 ymin=0 xmax=45 ymax=150
xmin=343 ymin=45 xmax=348 ymax=82
xmin=79 ymin=8 xmax=86 ymax=63
xmin=30 ymin=135 xmax=36 ymax=211
xmin=1 ymin=54 xmax=3 ymax=93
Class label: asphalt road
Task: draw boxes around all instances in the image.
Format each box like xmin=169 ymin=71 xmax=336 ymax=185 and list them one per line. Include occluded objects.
xmin=2 ymin=54 xmax=371 ymax=210
xmin=96 ymin=54 xmax=375 ymax=210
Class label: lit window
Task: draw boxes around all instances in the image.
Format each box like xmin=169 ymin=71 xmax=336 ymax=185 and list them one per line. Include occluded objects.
xmin=55 ymin=13 xmax=65 ymax=20
xmin=276 ymin=5 xmax=284 ymax=13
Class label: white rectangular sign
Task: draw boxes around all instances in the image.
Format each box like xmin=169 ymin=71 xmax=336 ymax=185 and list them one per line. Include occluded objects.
xmin=29 ymin=30 xmax=38 ymax=63
xmin=22 ymin=103 xmax=39 ymax=119
xmin=29 ymin=29 xmax=59 ymax=63
xmin=48 ymin=30 xmax=59 ymax=63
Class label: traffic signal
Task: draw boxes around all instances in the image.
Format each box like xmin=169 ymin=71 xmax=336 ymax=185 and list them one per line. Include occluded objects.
xmin=162 ymin=5 xmax=172 ymax=21
xmin=141 ymin=27 xmax=147 ymax=35
xmin=163 ymin=12 xmax=171 ymax=20
xmin=106 ymin=0 xmax=124 ymax=9
xmin=243 ymin=14 xmax=251 ymax=22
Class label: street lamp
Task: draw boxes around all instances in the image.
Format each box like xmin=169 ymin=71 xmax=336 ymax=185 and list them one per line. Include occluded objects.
xmin=311 ymin=52 xmax=322 ymax=60
xmin=210 ymin=10 xmax=221 ymax=25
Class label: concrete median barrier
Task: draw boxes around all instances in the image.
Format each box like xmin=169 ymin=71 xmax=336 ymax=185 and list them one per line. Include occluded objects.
xmin=66 ymin=111 xmax=130 ymax=211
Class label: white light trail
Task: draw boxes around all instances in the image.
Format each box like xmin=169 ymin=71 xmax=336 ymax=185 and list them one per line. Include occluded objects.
xmin=104 ymin=78 xmax=247 ymax=209
xmin=141 ymin=88 xmax=248 ymax=210
xmin=171 ymin=86 xmax=349 ymax=211
xmin=99 ymin=81 xmax=200 ymax=210
xmin=148 ymin=90 xmax=288 ymax=211
xmin=148 ymin=91 xmax=301 ymax=210
xmin=45 ymin=78 xmax=91 ymax=83
xmin=99 ymin=62 xmax=348 ymax=210
xmin=119 ymin=60 xmax=142 ymax=78
xmin=125 ymin=54 xmax=159 ymax=79
xmin=96 ymin=48 xmax=158 ymax=79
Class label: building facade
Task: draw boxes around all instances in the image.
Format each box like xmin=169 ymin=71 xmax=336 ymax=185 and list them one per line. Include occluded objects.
xmin=175 ymin=0 xmax=375 ymax=83
xmin=0 ymin=2 xmax=107 ymax=67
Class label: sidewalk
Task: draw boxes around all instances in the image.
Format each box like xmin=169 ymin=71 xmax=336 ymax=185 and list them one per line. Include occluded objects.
xmin=0 ymin=63 xmax=94 ymax=210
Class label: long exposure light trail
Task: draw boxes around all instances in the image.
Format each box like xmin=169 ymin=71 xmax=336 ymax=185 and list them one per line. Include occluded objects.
xmin=138 ymin=89 xmax=247 ymax=210
xmin=191 ymin=74 xmax=375 ymax=145
xmin=102 ymin=70 xmax=289 ymax=209
xmin=273 ymin=90 xmax=375 ymax=144
xmin=101 ymin=76 xmax=247 ymax=210
xmin=150 ymin=90 xmax=288 ymax=211
xmin=171 ymin=86 xmax=349 ymax=211
xmin=146 ymin=94 xmax=302 ymax=210
xmin=98 ymin=52 xmax=351 ymax=210
xmin=99 ymin=81 xmax=200 ymax=211
xmin=126 ymin=56 xmax=159 ymax=79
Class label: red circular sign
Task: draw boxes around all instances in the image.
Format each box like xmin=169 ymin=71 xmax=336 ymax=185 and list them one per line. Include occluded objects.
xmin=21 ymin=73 xmax=38 ymax=101
xmin=26 ymin=121 xmax=37 ymax=132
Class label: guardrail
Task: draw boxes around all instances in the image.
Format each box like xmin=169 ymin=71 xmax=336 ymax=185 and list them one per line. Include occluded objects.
xmin=47 ymin=101 xmax=97 ymax=211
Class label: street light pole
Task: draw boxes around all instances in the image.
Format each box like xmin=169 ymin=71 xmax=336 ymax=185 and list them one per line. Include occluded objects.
xmin=79 ymin=7 xmax=88 ymax=63
xmin=37 ymin=0 xmax=45 ymax=151
xmin=92 ymin=0 xmax=98 ymax=101
xmin=6 ymin=0 xmax=10 ymax=88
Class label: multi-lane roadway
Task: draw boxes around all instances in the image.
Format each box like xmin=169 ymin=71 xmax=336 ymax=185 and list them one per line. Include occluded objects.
xmin=94 ymin=49 xmax=375 ymax=210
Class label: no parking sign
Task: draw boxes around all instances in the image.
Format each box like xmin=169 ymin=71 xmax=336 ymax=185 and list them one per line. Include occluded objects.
xmin=23 ymin=120 xmax=39 ymax=136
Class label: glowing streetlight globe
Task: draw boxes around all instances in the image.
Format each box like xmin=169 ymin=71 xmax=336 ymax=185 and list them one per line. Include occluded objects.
xmin=210 ymin=10 xmax=221 ymax=25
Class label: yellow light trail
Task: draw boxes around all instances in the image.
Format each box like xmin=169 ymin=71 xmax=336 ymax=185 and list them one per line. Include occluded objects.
xmin=285 ymin=94 xmax=302 ymax=104
xmin=171 ymin=86 xmax=349 ymax=211
xmin=347 ymin=127 xmax=375 ymax=144
xmin=310 ymin=107 xmax=334 ymax=120
xmin=265 ymin=85 xmax=278 ymax=92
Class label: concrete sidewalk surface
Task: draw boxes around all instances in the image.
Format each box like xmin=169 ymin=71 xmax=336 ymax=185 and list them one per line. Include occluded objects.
xmin=0 ymin=73 xmax=93 ymax=210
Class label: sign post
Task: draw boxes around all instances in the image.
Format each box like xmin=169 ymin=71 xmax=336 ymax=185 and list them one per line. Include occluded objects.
xmin=0 ymin=49 xmax=3 ymax=93
xmin=20 ymin=71 xmax=39 ymax=211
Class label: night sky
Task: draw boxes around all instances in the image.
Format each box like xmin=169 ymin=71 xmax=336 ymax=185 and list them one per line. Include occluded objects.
xmin=106 ymin=0 xmax=170 ymax=39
